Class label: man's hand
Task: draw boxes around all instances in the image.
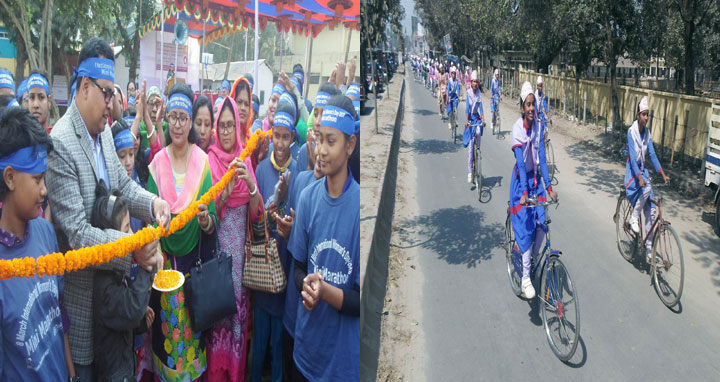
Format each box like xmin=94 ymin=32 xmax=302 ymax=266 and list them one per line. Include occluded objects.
xmin=133 ymin=240 xmax=159 ymax=272
xmin=145 ymin=306 xmax=155 ymax=329
xmin=547 ymin=189 xmax=558 ymax=201
xmin=153 ymin=197 xmax=171 ymax=230
xmin=347 ymin=58 xmax=356 ymax=85
xmin=638 ymin=177 xmax=646 ymax=188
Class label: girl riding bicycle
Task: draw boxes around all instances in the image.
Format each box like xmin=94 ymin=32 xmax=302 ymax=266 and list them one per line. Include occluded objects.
xmin=464 ymin=70 xmax=485 ymax=184
xmin=491 ymin=69 xmax=502 ymax=130
xmin=510 ymin=81 xmax=557 ymax=299
xmin=446 ymin=67 xmax=460 ymax=131
xmin=624 ymin=96 xmax=670 ymax=262
xmin=438 ymin=66 xmax=447 ymax=119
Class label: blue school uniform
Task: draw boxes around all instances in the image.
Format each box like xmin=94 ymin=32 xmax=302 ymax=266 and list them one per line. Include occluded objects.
xmin=491 ymin=77 xmax=501 ymax=113
xmin=288 ymin=175 xmax=360 ymax=382
xmin=509 ymin=118 xmax=551 ymax=253
xmin=535 ymin=90 xmax=549 ymax=126
xmin=283 ymin=170 xmax=321 ymax=338
xmin=624 ymin=121 xmax=662 ymax=205
xmin=446 ymin=77 xmax=460 ymax=115
xmin=0 ymin=218 xmax=68 ymax=382
xmin=463 ymin=87 xmax=484 ymax=147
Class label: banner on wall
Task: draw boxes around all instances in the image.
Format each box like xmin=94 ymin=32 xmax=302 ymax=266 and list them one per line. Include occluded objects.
xmin=156 ymin=41 xmax=188 ymax=72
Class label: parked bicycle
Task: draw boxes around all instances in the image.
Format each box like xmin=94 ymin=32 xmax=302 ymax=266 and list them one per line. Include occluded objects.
xmin=505 ymin=197 xmax=580 ymax=361
xmin=614 ymin=183 xmax=684 ymax=308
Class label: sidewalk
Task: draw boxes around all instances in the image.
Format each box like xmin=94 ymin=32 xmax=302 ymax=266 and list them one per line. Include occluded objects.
xmin=360 ymin=72 xmax=404 ymax=289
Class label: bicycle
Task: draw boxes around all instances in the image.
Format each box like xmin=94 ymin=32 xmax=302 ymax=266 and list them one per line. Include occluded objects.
xmin=505 ymin=197 xmax=580 ymax=361
xmin=539 ymin=117 xmax=555 ymax=182
xmin=613 ymin=183 xmax=684 ymax=308
xmin=491 ymin=94 xmax=501 ymax=136
xmin=448 ymin=102 xmax=458 ymax=144
xmin=468 ymin=121 xmax=484 ymax=200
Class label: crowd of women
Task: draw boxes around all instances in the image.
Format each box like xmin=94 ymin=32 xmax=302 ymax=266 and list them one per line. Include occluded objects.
xmin=0 ymin=35 xmax=359 ymax=382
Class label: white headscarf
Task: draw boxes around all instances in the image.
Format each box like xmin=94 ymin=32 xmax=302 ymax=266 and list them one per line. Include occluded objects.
xmin=520 ymin=81 xmax=534 ymax=103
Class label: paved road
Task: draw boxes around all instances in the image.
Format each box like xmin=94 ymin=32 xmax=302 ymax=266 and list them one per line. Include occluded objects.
xmin=398 ymin=72 xmax=720 ymax=380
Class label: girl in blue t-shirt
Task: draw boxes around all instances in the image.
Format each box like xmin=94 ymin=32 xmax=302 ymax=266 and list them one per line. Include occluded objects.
xmin=288 ymin=95 xmax=360 ymax=382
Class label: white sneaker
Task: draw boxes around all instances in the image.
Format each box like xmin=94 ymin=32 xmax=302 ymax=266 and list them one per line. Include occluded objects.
xmin=521 ymin=277 xmax=535 ymax=299
xmin=630 ymin=216 xmax=640 ymax=233
xmin=468 ymin=173 xmax=473 ymax=184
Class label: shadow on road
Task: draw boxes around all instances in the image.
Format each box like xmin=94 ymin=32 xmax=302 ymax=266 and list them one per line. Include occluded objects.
xmin=564 ymin=140 xmax=624 ymax=196
xmin=411 ymin=108 xmax=438 ymax=117
xmin=399 ymin=138 xmax=460 ymax=155
xmin=563 ymin=335 xmax=587 ymax=368
xmin=682 ymin=229 xmax=720 ymax=297
xmin=392 ymin=206 xmax=504 ymax=268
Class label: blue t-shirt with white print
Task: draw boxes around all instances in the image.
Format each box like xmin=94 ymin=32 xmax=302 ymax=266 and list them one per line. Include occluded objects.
xmin=283 ymin=170 xmax=321 ymax=337
xmin=0 ymin=218 xmax=68 ymax=382
xmin=288 ymin=176 xmax=359 ymax=382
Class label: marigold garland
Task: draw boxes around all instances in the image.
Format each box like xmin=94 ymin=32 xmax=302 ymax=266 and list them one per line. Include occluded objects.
xmin=0 ymin=130 xmax=272 ymax=280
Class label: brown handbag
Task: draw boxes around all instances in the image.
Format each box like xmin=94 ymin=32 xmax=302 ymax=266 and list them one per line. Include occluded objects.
xmin=242 ymin=216 xmax=287 ymax=293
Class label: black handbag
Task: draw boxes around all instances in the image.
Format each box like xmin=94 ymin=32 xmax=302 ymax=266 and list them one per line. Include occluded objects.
xmin=184 ymin=228 xmax=237 ymax=332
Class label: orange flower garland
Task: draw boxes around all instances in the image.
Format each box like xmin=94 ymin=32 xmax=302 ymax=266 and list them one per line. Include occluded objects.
xmin=0 ymin=129 xmax=272 ymax=280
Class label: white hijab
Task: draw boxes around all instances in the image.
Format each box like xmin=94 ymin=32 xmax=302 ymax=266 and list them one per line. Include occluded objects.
xmin=629 ymin=120 xmax=649 ymax=171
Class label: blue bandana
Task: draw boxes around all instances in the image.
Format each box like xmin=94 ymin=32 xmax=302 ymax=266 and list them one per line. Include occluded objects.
xmin=353 ymin=100 xmax=360 ymax=116
xmin=321 ymin=105 xmax=359 ymax=136
xmin=221 ymin=80 xmax=230 ymax=91
xmin=122 ymin=116 xmax=135 ymax=127
xmin=0 ymin=145 xmax=48 ymax=174
xmin=346 ymin=83 xmax=361 ymax=100
xmin=315 ymin=91 xmax=332 ymax=107
xmin=279 ymin=91 xmax=297 ymax=119
xmin=0 ymin=69 xmax=13 ymax=90
xmin=245 ymin=76 xmax=254 ymax=91
xmin=27 ymin=73 xmax=49 ymax=96
xmin=4 ymin=98 xmax=18 ymax=109
xmin=214 ymin=96 xmax=224 ymax=108
xmin=16 ymin=79 xmax=28 ymax=102
xmin=75 ymin=57 xmax=115 ymax=83
xmin=128 ymin=95 xmax=135 ymax=107
xmin=113 ymin=129 xmax=134 ymax=151
xmin=252 ymin=100 xmax=259 ymax=114
xmin=271 ymin=83 xmax=285 ymax=98
xmin=273 ymin=111 xmax=296 ymax=133
xmin=167 ymin=93 xmax=193 ymax=118
xmin=71 ymin=57 xmax=115 ymax=100
xmin=293 ymin=71 xmax=305 ymax=84
xmin=290 ymin=77 xmax=302 ymax=93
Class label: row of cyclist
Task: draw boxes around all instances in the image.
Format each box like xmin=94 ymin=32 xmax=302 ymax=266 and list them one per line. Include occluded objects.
xmin=412 ymin=59 xmax=682 ymax=360
xmin=416 ymin=64 xmax=671 ymax=299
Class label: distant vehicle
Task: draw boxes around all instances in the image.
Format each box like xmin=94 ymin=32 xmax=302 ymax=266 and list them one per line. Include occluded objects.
xmin=706 ymin=103 xmax=720 ymax=236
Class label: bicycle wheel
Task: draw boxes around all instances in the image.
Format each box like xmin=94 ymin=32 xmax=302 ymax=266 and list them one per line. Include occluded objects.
xmin=614 ymin=193 xmax=635 ymax=261
xmin=505 ymin=210 xmax=522 ymax=296
xmin=475 ymin=144 xmax=482 ymax=200
xmin=651 ymin=223 xmax=684 ymax=308
xmin=545 ymin=139 xmax=555 ymax=181
xmin=540 ymin=256 xmax=580 ymax=362
xmin=451 ymin=111 xmax=457 ymax=144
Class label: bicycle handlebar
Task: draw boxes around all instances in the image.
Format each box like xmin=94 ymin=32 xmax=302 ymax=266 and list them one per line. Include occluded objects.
xmin=524 ymin=197 xmax=559 ymax=208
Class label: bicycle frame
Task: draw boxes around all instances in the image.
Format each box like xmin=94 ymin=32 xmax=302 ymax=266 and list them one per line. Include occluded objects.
xmin=635 ymin=196 xmax=664 ymax=245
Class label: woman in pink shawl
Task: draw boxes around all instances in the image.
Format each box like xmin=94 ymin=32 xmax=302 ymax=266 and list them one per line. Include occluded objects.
xmin=206 ymin=78 xmax=263 ymax=382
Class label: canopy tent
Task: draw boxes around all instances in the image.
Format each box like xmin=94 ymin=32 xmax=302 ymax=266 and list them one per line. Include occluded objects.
xmin=139 ymin=0 xmax=360 ymax=42
xmin=139 ymin=0 xmax=359 ymax=96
